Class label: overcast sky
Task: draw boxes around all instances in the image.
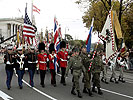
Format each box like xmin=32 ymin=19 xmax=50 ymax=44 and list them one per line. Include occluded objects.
xmin=0 ymin=0 xmax=99 ymax=43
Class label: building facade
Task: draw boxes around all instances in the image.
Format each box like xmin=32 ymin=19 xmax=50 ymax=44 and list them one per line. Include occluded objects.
xmin=0 ymin=17 xmax=23 ymax=46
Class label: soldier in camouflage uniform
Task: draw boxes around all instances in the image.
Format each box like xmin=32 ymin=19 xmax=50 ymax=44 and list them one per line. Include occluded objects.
xmin=65 ymin=48 xmax=86 ymax=98
xmin=80 ymin=46 xmax=92 ymax=96
xmin=91 ymin=51 xmax=104 ymax=95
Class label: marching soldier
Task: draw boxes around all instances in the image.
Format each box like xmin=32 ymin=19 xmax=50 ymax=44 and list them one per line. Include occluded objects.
xmin=4 ymin=46 xmax=16 ymax=90
xmin=80 ymin=46 xmax=93 ymax=96
xmin=15 ymin=46 xmax=25 ymax=89
xmin=58 ymin=41 xmax=68 ymax=86
xmin=26 ymin=46 xmax=38 ymax=87
xmin=109 ymin=56 xmax=119 ymax=84
xmin=101 ymin=52 xmax=109 ymax=84
xmin=117 ymin=54 xmax=128 ymax=83
xmin=49 ymin=43 xmax=57 ymax=87
xmin=91 ymin=51 xmax=104 ymax=95
xmin=37 ymin=42 xmax=48 ymax=88
xmin=65 ymin=48 xmax=86 ymax=98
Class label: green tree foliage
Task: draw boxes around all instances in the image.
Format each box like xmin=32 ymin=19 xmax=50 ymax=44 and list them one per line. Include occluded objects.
xmin=76 ymin=0 xmax=132 ymax=48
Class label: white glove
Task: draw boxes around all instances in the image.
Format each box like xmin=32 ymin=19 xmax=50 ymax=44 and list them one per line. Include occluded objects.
xmin=6 ymin=61 xmax=10 ymax=64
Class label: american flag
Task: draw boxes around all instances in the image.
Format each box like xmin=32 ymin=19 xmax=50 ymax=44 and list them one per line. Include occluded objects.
xmin=54 ymin=17 xmax=60 ymax=53
xmin=23 ymin=6 xmax=35 ymax=38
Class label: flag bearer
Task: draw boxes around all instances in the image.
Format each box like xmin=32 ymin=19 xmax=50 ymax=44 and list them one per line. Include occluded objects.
xmin=49 ymin=43 xmax=57 ymax=87
xmin=26 ymin=46 xmax=38 ymax=87
xmin=80 ymin=46 xmax=93 ymax=96
xmin=15 ymin=46 xmax=25 ymax=89
xmin=58 ymin=41 xmax=68 ymax=86
xmin=4 ymin=46 xmax=15 ymax=90
xmin=37 ymin=43 xmax=48 ymax=88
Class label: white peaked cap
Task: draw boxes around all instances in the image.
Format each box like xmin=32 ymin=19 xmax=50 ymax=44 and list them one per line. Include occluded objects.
xmin=17 ymin=46 xmax=22 ymax=50
xmin=7 ymin=46 xmax=13 ymax=50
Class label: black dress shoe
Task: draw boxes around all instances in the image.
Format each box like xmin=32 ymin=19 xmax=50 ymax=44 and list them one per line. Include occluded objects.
xmin=53 ymin=84 xmax=57 ymax=87
xmin=63 ymin=83 xmax=66 ymax=86
xmin=42 ymin=84 xmax=45 ymax=88
xmin=8 ymin=87 xmax=10 ymax=90
xmin=83 ymin=88 xmax=88 ymax=93
xmin=20 ymin=86 xmax=23 ymax=89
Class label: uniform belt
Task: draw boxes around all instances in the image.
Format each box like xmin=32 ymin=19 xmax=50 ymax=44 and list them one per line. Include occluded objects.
xmin=6 ymin=62 xmax=14 ymax=65
xmin=60 ymin=58 xmax=67 ymax=62
xmin=72 ymin=67 xmax=81 ymax=70
xmin=28 ymin=61 xmax=37 ymax=63
xmin=39 ymin=61 xmax=46 ymax=63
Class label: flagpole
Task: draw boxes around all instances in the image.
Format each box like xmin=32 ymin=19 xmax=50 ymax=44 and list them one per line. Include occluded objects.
xmin=31 ymin=0 xmax=33 ymax=23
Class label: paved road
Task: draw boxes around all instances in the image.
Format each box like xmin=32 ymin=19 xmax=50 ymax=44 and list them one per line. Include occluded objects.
xmin=0 ymin=63 xmax=133 ymax=100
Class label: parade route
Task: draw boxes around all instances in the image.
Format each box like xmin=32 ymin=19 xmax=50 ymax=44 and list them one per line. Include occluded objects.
xmin=0 ymin=63 xmax=133 ymax=100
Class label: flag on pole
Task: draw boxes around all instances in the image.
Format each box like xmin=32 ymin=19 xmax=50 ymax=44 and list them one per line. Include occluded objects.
xmin=86 ymin=18 xmax=94 ymax=52
xmin=99 ymin=10 xmax=118 ymax=61
xmin=58 ymin=25 xmax=62 ymax=41
xmin=54 ymin=17 xmax=60 ymax=53
xmin=23 ymin=5 xmax=36 ymax=45
xmin=120 ymin=40 xmax=127 ymax=57
xmin=17 ymin=28 xmax=20 ymax=44
xmin=33 ymin=5 xmax=40 ymax=14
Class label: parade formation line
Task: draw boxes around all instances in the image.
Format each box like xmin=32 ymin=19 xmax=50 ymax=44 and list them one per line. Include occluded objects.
xmin=57 ymin=72 xmax=133 ymax=99
xmin=15 ymin=74 xmax=57 ymax=100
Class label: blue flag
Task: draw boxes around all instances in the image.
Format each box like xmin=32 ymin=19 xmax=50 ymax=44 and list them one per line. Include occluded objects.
xmin=86 ymin=18 xmax=94 ymax=52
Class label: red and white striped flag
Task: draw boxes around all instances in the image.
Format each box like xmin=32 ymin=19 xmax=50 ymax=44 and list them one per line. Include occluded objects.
xmin=23 ymin=6 xmax=36 ymax=45
xmin=33 ymin=5 xmax=40 ymax=14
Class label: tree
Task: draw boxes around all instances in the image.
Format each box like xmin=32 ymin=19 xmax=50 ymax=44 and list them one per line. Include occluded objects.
xmin=76 ymin=0 xmax=132 ymax=48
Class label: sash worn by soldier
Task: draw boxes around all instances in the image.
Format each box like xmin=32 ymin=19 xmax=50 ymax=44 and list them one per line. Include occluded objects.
xmin=65 ymin=48 xmax=86 ymax=98
xmin=15 ymin=46 xmax=25 ymax=89
xmin=4 ymin=46 xmax=15 ymax=90
xmin=58 ymin=41 xmax=68 ymax=86
xmin=26 ymin=46 xmax=38 ymax=87
xmin=80 ymin=46 xmax=92 ymax=96
xmin=38 ymin=43 xmax=48 ymax=88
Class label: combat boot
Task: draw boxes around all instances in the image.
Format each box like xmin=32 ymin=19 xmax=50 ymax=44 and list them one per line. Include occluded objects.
xmin=121 ymin=78 xmax=125 ymax=83
xmin=105 ymin=79 xmax=109 ymax=84
xmin=110 ymin=77 xmax=114 ymax=82
xmin=92 ymin=85 xmax=97 ymax=93
xmin=118 ymin=76 xmax=121 ymax=81
xmin=77 ymin=90 xmax=82 ymax=98
xmin=87 ymin=89 xmax=93 ymax=96
xmin=97 ymin=87 xmax=103 ymax=95
xmin=101 ymin=77 xmax=104 ymax=82
xmin=83 ymin=87 xmax=88 ymax=93
xmin=114 ymin=78 xmax=119 ymax=84
xmin=71 ymin=87 xmax=76 ymax=95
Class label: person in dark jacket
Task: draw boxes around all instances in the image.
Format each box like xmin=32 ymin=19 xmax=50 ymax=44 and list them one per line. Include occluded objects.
xmin=4 ymin=46 xmax=16 ymax=90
